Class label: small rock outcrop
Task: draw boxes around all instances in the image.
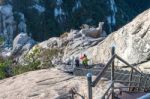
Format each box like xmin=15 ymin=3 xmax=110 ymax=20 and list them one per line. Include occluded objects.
xmin=38 ymin=37 xmax=61 ymax=49
xmin=80 ymin=22 xmax=106 ymax=38
xmin=11 ymin=33 xmax=36 ymax=61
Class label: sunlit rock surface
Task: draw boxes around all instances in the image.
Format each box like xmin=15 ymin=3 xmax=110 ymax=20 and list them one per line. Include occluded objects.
xmin=0 ymin=68 xmax=125 ymax=99
xmin=84 ymin=9 xmax=150 ymax=65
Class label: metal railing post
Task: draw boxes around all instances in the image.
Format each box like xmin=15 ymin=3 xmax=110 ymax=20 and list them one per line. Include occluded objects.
xmin=87 ymin=73 xmax=92 ymax=99
xmin=138 ymin=74 xmax=142 ymax=91
xmin=144 ymin=76 xmax=148 ymax=92
xmin=129 ymin=68 xmax=133 ymax=92
xmin=111 ymin=46 xmax=115 ymax=99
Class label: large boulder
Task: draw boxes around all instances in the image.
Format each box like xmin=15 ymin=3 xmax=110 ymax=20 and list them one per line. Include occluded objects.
xmin=0 ymin=68 xmax=125 ymax=99
xmin=12 ymin=33 xmax=36 ymax=58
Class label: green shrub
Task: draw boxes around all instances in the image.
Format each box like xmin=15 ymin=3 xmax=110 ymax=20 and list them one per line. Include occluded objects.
xmin=25 ymin=45 xmax=62 ymax=69
xmin=13 ymin=48 xmax=61 ymax=75
xmin=0 ymin=54 xmax=42 ymax=77
xmin=24 ymin=45 xmax=41 ymax=66
xmin=0 ymin=58 xmax=12 ymax=79
xmin=0 ymin=36 xmax=4 ymax=45
xmin=39 ymin=48 xmax=61 ymax=68
xmin=13 ymin=61 xmax=41 ymax=75
xmin=0 ymin=46 xmax=62 ymax=79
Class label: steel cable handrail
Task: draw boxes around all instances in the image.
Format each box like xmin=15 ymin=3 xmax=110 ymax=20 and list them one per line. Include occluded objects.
xmin=87 ymin=47 xmax=149 ymax=99
xmin=92 ymin=54 xmax=116 ymax=87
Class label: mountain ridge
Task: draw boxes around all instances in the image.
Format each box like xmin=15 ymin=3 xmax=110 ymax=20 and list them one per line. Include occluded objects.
xmin=0 ymin=0 xmax=149 ymax=43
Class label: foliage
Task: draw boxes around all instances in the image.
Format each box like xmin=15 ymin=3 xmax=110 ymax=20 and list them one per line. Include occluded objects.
xmin=0 ymin=57 xmax=12 ymax=79
xmin=13 ymin=48 xmax=61 ymax=75
xmin=0 ymin=44 xmax=62 ymax=79
xmin=0 ymin=36 xmax=4 ymax=45
xmin=11 ymin=0 xmax=150 ymax=41
xmin=24 ymin=45 xmax=41 ymax=69
xmin=12 ymin=62 xmax=41 ymax=75
xmin=9 ymin=46 xmax=42 ymax=75
xmin=39 ymin=48 xmax=62 ymax=68
xmin=24 ymin=45 xmax=61 ymax=69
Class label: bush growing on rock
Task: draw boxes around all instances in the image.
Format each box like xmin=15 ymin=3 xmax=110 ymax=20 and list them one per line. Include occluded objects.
xmin=13 ymin=47 xmax=62 ymax=75
xmin=0 ymin=56 xmax=29 ymax=78
xmin=25 ymin=45 xmax=41 ymax=65
xmin=24 ymin=45 xmax=62 ymax=69
xmin=39 ymin=48 xmax=62 ymax=68
xmin=0 ymin=57 xmax=12 ymax=79
xmin=12 ymin=62 xmax=41 ymax=75
xmin=0 ymin=36 xmax=4 ymax=45
xmin=0 ymin=44 xmax=62 ymax=79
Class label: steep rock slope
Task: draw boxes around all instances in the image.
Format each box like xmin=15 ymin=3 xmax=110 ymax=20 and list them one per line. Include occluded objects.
xmin=28 ymin=23 xmax=106 ymax=66
xmin=84 ymin=9 xmax=150 ymax=65
xmin=26 ymin=9 xmax=150 ymax=66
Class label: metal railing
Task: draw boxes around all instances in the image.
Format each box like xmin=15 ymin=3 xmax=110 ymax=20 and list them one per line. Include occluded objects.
xmin=87 ymin=46 xmax=149 ymax=99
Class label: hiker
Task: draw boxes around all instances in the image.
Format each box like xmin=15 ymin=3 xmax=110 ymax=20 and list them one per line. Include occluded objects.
xmin=80 ymin=54 xmax=89 ymax=68
xmin=75 ymin=57 xmax=80 ymax=67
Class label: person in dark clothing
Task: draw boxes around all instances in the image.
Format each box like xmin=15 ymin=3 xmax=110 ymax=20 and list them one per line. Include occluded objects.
xmin=75 ymin=57 xmax=80 ymax=67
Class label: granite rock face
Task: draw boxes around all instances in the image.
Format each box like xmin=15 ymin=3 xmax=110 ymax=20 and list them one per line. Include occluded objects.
xmin=29 ymin=23 xmax=106 ymax=65
xmin=12 ymin=33 xmax=36 ymax=55
xmin=72 ymin=9 xmax=150 ymax=65
xmin=0 ymin=68 xmax=125 ymax=99
xmin=32 ymin=9 xmax=150 ymax=66
xmin=16 ymin=9 xmax=150 ymax=67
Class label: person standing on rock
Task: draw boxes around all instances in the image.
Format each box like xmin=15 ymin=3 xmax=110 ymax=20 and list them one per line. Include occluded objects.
xmin=75 ymin=57 xmax=80 ymax=67
xmin=80 ymin=54 xmax=89 ymax=68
